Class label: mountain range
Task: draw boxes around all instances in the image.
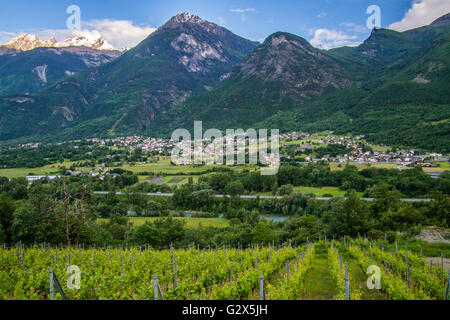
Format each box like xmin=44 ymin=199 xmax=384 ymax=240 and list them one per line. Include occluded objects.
xmin=0 ymin=34 xmax=121 ymax=95
xmin=0 ymin=12 xmax=449 ymax=152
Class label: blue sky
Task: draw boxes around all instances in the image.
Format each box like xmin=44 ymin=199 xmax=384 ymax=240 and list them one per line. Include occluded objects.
xmin=0 ymin=0 xmax=449 ymax=49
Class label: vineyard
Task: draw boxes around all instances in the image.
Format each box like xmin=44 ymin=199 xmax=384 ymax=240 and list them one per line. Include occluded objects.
xmin=0 ymin=239 xmax=449 ymax=300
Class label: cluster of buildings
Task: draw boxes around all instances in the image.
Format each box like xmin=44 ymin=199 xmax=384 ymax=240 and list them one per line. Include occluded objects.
xmin=86 ymin=137 xmax=175 ymax=154
xmin=286 ymin=133 xmax=447 ymax=167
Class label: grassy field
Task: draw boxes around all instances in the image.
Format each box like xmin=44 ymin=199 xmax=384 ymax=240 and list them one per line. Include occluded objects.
xmin=258 ymin=186 xmax=362 ymax=197
xmin=98 ymin=217 xmax=230 ymax=229
xmin=329 ymin=163 xmax=399 ymax=171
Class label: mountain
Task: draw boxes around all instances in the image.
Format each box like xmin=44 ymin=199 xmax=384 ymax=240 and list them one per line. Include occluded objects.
xmin=0 ymin=13 xmax=448 ymax=152
xmin=0 ymin=33 xmax=115 ymax=52
xmin=0 ymin=13 xmax=259 ymax=141
xmin=0 ymin=47 xmax=122 ymax=95
xmin=144 ymin=14 xmax=450 ymax=152
xmin=0 ymin=33 xmax=121 ymax=95
xmin=147 ymin=31 xmax=353 ymax=135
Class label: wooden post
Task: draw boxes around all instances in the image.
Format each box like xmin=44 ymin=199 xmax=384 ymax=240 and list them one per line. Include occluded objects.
xmin=120 ymin=253 xmax=124 ymax=272
xmin=395 ymin=241 xmax=398 ymax=253
xmin=94 ymin=249 xmax=96 ymax=269
xmin=430 ymin=261 xmax=433 ymax=274
xmin=296 ymin=253 xmax=299 ymax=272
xmin=259 ymin=275 xmax=265 ymax=300
xmin=441 ymin=254 xmax=444 ymax=275
xmin=55 ymin=249 xmax=58 ymax=266
xmin=339 ymin=254 xmax=342 ymax=270
xmin=69 ymin=251 xmax=71 ymax=267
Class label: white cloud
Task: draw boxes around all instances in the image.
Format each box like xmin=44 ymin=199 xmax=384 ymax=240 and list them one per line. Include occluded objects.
xmin=389 ymin=0 xmax=450 ymax=32
xmin=36 ymin=19 xmax=156 ymax=50
xmin=230 ymin=8 xmax=258 ymax=14
xmin=317 ymin=12 xmax=327 ymax=18
xmin=340 ymin=22 xmax=368 ymax=34
xmin=0 ymin=31 xmax=18 ymax=44
xmin=310 ymin=28 xmax=361 ymax=50
xmin=230 ymin=8 xmax=258 ymax=21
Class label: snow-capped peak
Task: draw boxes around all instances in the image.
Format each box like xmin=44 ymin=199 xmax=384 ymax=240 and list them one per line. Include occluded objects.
xmin=170 ymin=12 xmax=206 ymax=24
xmin=54 ymin=36 xmax=115 ymax=51
xmin=3 ymin=33 xmax=116 ymax=51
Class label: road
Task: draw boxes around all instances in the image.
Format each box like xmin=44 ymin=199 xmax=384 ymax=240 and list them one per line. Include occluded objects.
xmin=93 ymin=191 xmax=432 ymax=202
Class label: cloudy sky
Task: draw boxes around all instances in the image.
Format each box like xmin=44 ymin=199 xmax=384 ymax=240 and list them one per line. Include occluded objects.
xmin=0 ymin=0 xmax=448 ymax=50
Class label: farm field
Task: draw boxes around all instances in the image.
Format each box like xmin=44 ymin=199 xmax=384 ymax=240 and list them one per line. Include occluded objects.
xmin=258 ymin=186 xmax=362 ymax=198
xmin=1 ymin=239 xmax=448 ymax=300
xmin=98 ymin=217 xmax=230 ymax=229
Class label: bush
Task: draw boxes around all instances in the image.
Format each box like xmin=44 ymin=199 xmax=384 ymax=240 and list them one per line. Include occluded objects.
xmin=367 ymin=229 xmax=384 ymax=240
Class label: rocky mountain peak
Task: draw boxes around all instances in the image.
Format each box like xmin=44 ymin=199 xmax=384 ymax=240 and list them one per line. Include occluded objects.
xmin=2 ymin=33 xmax=116 ymax=51
xmin=430 ymin=13 xmax=450 ymax=27
xmin=170 ymin=12 xmax=206 ymax=24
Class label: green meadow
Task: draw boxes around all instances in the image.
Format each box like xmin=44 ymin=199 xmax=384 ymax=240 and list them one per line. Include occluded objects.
xmin=98 ymin=217 xmax=230 ymax=229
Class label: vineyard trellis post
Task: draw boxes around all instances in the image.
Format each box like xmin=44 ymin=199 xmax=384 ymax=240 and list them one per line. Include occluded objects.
xmin=445 ymin=271 xmax=449 ymax=300
xmin=259 ymin=275 xmax=265 ymax=300
xmin=49 ymin=268 xmax=67 ymax=300
xmin=405 ymin=243 xmax=408 ymax=267
xmin=153 ymin=274 xmax=164 ymax=300
xmin=174 ymin=259 xmax=178 ymax=290
xmin=286 ymin=260 xmax=290 ymax=285
xmin=230 ymin=262 xmax=233 ymax=282
xmin=344 ymin=263 xmax=350 ymax=300
xmin=441 ymin=254 xmax=444 ymax=275
xmin=407 ymin=265 xmax=411 ymax=290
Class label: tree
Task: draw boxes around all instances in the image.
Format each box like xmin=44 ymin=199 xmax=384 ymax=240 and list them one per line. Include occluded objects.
xmin=271 ymin=181 xmax=279 ymax=196
xmin=0 ymin=224 xmax=6 ymax=243
xmin=251 ymin=222 xmax=276 ymax=243
xmin=11 ymin=203 xmax=39 ymax=244
xmin=279 ymin=184 xmax=294 ymax=196
xmin=130 ymin=222 xmax=158 ymax=245
xmin=225 ymin=181 xmax=245 ymax=198
xmin=151 ymin=218 xmax=186 ymax=247
xmin=0 ymin=193 xmax=15 ymax=242
xmin=326 ymin=191 xmax=370 ymax=238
